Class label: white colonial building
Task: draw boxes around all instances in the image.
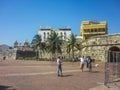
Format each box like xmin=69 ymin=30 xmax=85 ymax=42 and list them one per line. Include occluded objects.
xmin=38 ymin=27 xmax=71 ymax=42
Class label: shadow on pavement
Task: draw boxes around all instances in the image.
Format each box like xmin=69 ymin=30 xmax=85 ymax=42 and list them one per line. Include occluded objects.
xmin=62 ymin=74 xmax=73 ymax=77
xmin=91 ymin=71 xmax=100 ymax=73
xmin=0 ymin=85 xmax=16 ymax=90
xmin=82 ymin=71 xmax=100 ymax=73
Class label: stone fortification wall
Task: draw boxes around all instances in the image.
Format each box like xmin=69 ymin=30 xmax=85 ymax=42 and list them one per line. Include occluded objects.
xmin=0 ymin=49 xmax=17 ymax=60
xmin=81 ymin=34 xmax=120 ymax=61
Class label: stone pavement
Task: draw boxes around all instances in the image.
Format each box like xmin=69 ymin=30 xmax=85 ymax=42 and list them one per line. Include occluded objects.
xmin=0 ymin=60 xmax=119 ymax=90
xmin=89 ymin=83 xmax=120 ymax=90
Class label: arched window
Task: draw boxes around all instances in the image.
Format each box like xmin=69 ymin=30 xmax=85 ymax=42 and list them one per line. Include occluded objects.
xmin=60 ymin=32 xmax=63 ymax=36
xmin=47 ymin=32 xmax=49 ymax=35
xmin=44 ymin=32 xmax=46 ymax=35
xmin=44 ymin=32 xmax=46 ymax=39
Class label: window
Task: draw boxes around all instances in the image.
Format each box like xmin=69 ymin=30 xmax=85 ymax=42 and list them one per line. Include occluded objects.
xmin=98 ymin=28 xmax=101 ymax=32
xmin=95 ymin=29 xmax=97 ymax=32
xmin=44 ymin=32 xmax=46 ymax=36
xmin=64 ymin=32 xmax=66 ymax=35
xmin=64 ymin=36 xmax=66 ymax=40
xmin=47 ymin=32 xmax=49 ymax=35
xmin=61 ymin=32 xmax=63 ymax=36
xmin=44 ymin=36 xmax=46 ymax=39
xmin=102 ymin=28 xmax=105 ymax=32
xmin=92 ymin=29 xmax=95 ymax=32
xmin=84 ymin=29 xmax=86 ymax=32
xmin=91 ymin=29 xmax=93 ymax=32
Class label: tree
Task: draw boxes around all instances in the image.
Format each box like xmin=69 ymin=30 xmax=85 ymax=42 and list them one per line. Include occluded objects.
xmin=31 ymin=34 xmax=45 ymax=59
xmin=66 ymin=33 xmax=76 ymax=60
xmin=31 ymin=34 xmax=42 ymax=49
xmin=75 ymin=40 xmax=82 ymax=57
xmin=46 ymin=31 xmax=62 ymax=60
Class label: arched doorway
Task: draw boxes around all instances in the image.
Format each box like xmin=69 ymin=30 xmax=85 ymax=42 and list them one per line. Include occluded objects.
xmin=108 ymin=46 xmax=120 ymax=62
xmin=109 ymin=46 xmax=120 ymax=51
xmin=105 ymin=46 xmax=120 ymax=86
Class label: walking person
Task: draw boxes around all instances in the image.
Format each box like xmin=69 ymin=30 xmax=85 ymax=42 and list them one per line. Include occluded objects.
xmin=79 ymin=56 xmax=85 ymax=72
xmin=87 ymin=56 xmax=92 ymax=72
xmin=85 ymin=56 xmax=89 ymax=68
xmin=3 ymin=56 xmax=6 ymax=60
xmin=57 ymin=56 xmax=62 ymax=77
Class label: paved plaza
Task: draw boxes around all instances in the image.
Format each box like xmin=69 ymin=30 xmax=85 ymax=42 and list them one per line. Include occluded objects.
xmin=0 ymin=60 xmax=108 ymax=90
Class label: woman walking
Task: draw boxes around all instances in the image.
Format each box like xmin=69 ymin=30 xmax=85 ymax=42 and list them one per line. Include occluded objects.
xmin=79 ymin=56 xmax=85 ymax=72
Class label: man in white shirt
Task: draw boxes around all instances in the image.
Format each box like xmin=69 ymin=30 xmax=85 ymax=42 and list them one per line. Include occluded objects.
xmin=57 ymin=56 xmax=62 ymax=77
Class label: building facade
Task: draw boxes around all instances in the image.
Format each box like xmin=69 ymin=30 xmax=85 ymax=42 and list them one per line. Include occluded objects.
xmin=81 ymin=21 xmax=108 ymax=40
xmin=38 ymin=27 xmax=71 ymax=42
xmin=13 ymin=40 xmax=31 ymax=51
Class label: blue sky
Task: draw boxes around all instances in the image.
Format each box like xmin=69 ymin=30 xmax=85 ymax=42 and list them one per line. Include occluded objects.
xmin=0 ymin=0 xmax=120 ymax=46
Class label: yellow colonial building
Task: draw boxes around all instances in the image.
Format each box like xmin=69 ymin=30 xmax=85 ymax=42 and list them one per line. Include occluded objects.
xmin=81 ymin=21 xmax=108 ymax=40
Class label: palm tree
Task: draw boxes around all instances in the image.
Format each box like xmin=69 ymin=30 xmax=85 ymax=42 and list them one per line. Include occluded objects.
xmin=31 ymin=34 xmax=42 ymax=48
xmin=46 ymin=31 xmax=62 ymax=60
xmin=31 ymin=34 xmax=45 ymax=59
xmin=66 ymin=33 xmax=76 ymax=60
xmin=65 ymin=42 xmax=71 ymax=58
xmin=75 ymin=40 xmax=82 ymax=57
